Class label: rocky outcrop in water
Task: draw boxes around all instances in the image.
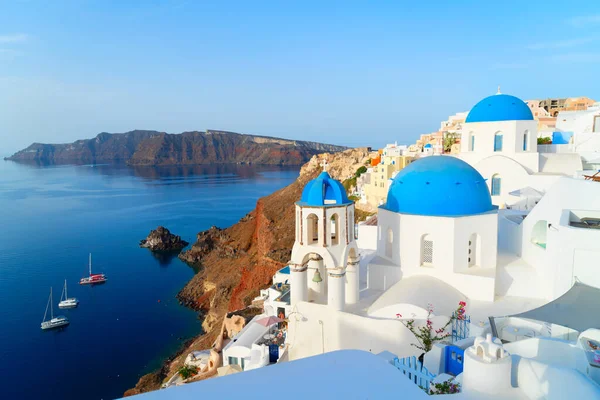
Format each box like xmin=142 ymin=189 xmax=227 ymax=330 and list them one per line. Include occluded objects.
xmin=140 ymin=226 xmax=189 ymax=252
xmin=126 ymin=148 xmax=372 ymax=396
xmin=5 ymin=130 xmax=347 ymax=166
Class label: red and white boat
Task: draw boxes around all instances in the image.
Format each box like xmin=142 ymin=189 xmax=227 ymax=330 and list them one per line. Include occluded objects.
xmin=80 ymin=253 xmax=107 ymax=285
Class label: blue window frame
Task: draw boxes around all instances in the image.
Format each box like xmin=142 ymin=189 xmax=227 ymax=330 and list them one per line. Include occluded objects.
xmin=491 ymin=175 xmax=501 ymax=196
xmin=523 ymin=132 xmax=528 ymax=151
xmin=494 ymin=133 xmax=503 ymax=152
xmin=470 ymin=135 xmax=475 ymax=151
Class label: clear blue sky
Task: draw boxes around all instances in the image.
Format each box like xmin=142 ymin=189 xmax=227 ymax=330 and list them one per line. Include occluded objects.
xmin=1 ymin=0 xmax=599 ymax=155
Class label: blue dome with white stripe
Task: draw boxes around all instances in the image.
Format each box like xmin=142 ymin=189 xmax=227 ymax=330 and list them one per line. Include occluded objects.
xmin=382 ymin=156 xmax=494 ymax=216
xmin=299 ymin=171 xmax=351 ymax=206
xmin=466 ymin=94 xmax=533 ymax=123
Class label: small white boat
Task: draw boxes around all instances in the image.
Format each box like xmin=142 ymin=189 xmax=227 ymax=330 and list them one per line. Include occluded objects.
xmin=58 ymin=279 xmax=79 ymax=309
xmin=41 ymin=287 xmax=69 ymax=330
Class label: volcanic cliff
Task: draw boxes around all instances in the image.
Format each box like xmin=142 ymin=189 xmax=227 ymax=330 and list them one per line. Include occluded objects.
xmin=124 ymin=148 xmax=372 ymax=396
xmin=5 ymin=130 xmax=347 ymax=165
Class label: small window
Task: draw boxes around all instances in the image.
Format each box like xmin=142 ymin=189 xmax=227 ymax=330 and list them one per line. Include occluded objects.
xmin=468 ymin=234 xmax=479 ymax=267
xmin=491 ymin=174 xmax=501 ymax=196
xmin=421 ymin=234 xmax=433 ymax=265
xmin=523 ymin=131 xmax=529 ymax=151
xmin=494 ymin=132 xmax=503 ymax=152
xmin=470 ymin=135 xmax=475 ymax=151
xmin=385 ymin=228 xmax=393 ymax=258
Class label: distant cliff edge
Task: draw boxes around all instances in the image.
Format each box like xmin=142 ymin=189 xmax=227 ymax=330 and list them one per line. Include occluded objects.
xmin=4 ymin=130 xmax=347 ymax=165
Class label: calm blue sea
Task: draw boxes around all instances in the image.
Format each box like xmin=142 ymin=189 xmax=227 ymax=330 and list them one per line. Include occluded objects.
xmin=0 ymin=160 xmax=299 ymax=400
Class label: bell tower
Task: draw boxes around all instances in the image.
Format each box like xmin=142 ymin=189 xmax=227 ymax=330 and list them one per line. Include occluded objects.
xmin=290 ymin=160 xmax=360 ymax=311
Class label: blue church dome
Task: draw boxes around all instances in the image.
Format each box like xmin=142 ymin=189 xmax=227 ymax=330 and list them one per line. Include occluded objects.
xmin=299 ymin=171 xmax=352 ymax=207
xmin=465 ymin=94 xmax=534 ymax=123
xmin=383 ymin=156 xmax=495 ymax=216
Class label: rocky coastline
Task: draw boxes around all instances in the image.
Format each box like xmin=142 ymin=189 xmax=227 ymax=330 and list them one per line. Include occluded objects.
xmin=125 ymin=148 xmax=372 ymax=396
xmin=140 ymin=226 xmax=189 ymax=252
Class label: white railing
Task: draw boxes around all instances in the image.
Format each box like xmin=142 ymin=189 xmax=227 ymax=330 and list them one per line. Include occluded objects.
xmin=537 ymin=144 xmax=574 ymax=153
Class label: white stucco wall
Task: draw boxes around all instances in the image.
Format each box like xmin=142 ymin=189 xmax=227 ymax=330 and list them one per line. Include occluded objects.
xmin=356 ymin=223 xmax=377 ymax=250
xmin=503 ymin=337 xmax=588 ymax=373
xmin=372 ymin=208 xmax=498 ymax=301
xmin=514 ymin=357 xmax=600 ymax=399
xmin=520 ymin=177 xmax=600 ymax=300
xmin=460 ymin=120 xmax=539 ymax=171
xmin=287 ymin=302 xmax=450 ymax=361
xmin=556 ymin=107 xmax=600 ymax=134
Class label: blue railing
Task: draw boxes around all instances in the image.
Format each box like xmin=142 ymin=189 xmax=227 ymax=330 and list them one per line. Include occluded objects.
xmin=451 ymin=312 xmax=470 ymax=343
xmin=393 ymin=356 xmax=436 ymax=391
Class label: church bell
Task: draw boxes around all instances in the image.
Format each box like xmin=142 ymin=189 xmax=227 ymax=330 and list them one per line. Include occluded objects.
xmin=312 ymin=269 xmax=323 ymax=283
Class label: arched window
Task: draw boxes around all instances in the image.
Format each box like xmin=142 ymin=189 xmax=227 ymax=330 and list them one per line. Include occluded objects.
xmin=421 ymin=234 xmax=433 ymax=266
xmin=523 ymin=130 xmax=529 ymax=151
xmin=330 ymin=214 xmax=339 ymax=245
xmin=470 ymin=134 xmax=475 ymax=151
xmin=468 ymin=233 xmax=480 ymax=267
xmin=494 ymin=132 xmax=503 ymax=152
xmin=531 ymin=220 xmax=548 ymax=249
xmin=307 ymin=214 xmax=319 ymax=245
xmin=477 ymin=346 xmax=484 ymax=358
xmin=491 ymin=174 xmax=501 ymax=196
xmin=385 ymin=228 xmax=393 ymax=258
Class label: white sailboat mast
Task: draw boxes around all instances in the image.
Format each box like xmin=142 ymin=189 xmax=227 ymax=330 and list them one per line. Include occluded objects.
xmin=50 ymin=287 xmax=54 ymax=319
xmin=89 ymin=253 xmax=92 ymax=275
xmin=64 ymin=279 xmax=68 ymax=300
xmin=43 ymin=289 xmax=51 ymax=322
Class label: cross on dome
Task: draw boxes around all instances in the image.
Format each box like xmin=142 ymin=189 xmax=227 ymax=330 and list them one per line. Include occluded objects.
xmin=496 ymin=85 xmax=501 ymax=95
xmin=320 ymin=158 xmax=329 ymax=172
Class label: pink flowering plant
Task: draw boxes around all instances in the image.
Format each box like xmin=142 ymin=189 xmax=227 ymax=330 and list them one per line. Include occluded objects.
xmin=429 ymin=379 xmax=461 ymax=395
xmin=396 ymin=301 xmax=467 ymax=353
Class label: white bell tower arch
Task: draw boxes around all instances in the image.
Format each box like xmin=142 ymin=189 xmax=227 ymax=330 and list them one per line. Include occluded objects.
xmin=290 ymin=160 xmax=360 ymax=311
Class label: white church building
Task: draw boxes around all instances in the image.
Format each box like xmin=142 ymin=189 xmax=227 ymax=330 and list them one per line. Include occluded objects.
xmin=284 ymin=92 xmax=600 ymax=366
xmin=458 ymin=91 xmax=585 ymax=210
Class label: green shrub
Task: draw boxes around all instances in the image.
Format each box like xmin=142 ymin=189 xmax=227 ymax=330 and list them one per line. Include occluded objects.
xmin=355 ymin=166 xmax=367 ymax=177
xmin=342 ymin=177 xmax=357 ymax=191
xmin=178 ymin=365 xmax=199 ymax=379
xmin=537 ymin=137 xmax=552 ymax=145
xmin=429 ymin=379 xmax=461 ymax=395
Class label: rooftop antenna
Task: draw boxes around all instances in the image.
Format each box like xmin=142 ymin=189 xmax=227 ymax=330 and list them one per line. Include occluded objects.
xmin=496 ymin=85 xmax=501 ymax=95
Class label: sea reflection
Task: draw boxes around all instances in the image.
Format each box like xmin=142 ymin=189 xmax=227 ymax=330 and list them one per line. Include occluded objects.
xmin=148 ymin=250 xmax=182 ymax=267
xmin=4 ymin=160 xmax=300 ymax=187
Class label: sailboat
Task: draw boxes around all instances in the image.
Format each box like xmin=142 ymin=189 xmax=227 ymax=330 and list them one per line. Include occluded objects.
xmin=58 ymin=280 xmax=79 ymax=308
xmin=79 ymin=253 xmax=107 ymax=285
xmin=41 ymin=287 xmax=69 ymax=330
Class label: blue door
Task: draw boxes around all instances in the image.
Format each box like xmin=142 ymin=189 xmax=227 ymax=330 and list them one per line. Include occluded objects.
xmin=445 ymin=345 xmax=465 ymax=376
xmin=269 ymin=344 xmax=279 ymax=363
